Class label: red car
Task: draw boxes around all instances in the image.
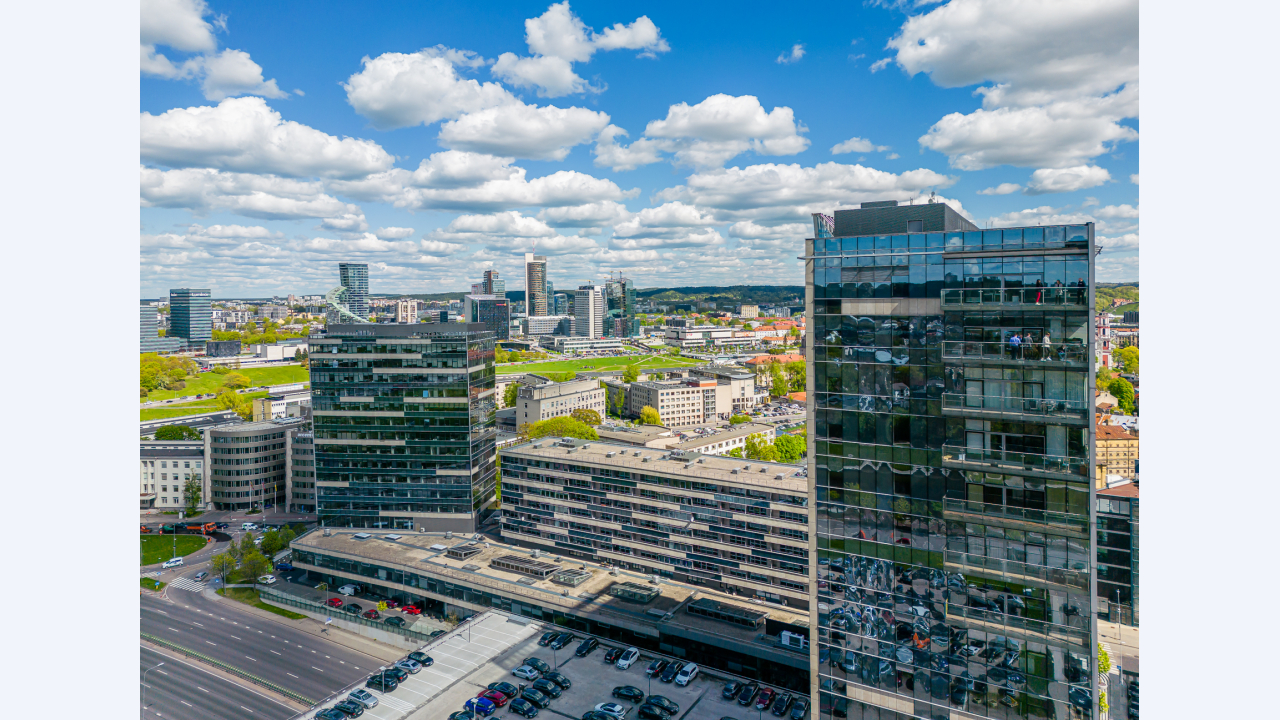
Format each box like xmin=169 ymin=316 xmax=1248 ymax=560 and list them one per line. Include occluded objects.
xmin=363 ymin=609 xmax=381 ymax=620
xmin=755 ymin=688 xmax=776 ymax=711
xmin=401 ymin=605 xmax=422 ymax=615
xmin=326 ymin=598 xmax=344 ymax=608
xmin=477 ymin=690 xmax=510 ymax=707
xmin=385 ymin=599 xmax=401 ymax=608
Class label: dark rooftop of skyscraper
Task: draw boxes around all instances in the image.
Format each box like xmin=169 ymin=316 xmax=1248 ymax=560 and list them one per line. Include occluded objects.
xmin=832 ymin=199 xmax=979 ymax=236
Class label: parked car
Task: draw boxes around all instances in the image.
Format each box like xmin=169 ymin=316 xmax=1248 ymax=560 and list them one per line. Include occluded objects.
xmin=636 ymin=705 xmax=669 ymax=720
xmin=524 ymin=658 xmax=551 ymax=674
xmin=646 ymin=659 xmax=669 ymax=677
xmin=615 ymin=647 xmax=641 ymax=670
xmin=343 ymin=604 xmax=364 ymax=615
xmin=408 ymin=651 xmax=434 ymax=667
xmin=401 ymin=605 xmax=422 ymax=615
xmin=509 ymin=698 xmax=539 ymax=718
xmin=593 ymin=703 xmax=628 ymax=719
xmin=771 ymin=693 xmax=793 ymax=716
xmin=384 ymin=598 xmax=401 ymax=608
xmin=543 ymin=671 xmax=572 ymax=690
xmin=612 ymin=686 xmax=645 ymax=703
xmin=532 ymin=679 xmax=562 ymax=699
xmin=477 ymin=690 xmax=509 ymax=707
xmin=737 ymin=684 xmax=759 ymax=706
xmin=658 ymin=662 xmax=682 ymax=683
xmin=576 ymin=637 xmax=599 ymax=657
xmin=162 ymin=558 xmax=184 ymax=569
xmin=326 ymin=597 xmax=345 ymax=608
xmin=549 ymin=632 xmax=574 ymax=650
xmin=446 ymin=713 xmax=474 ymax=720
xmin=381 ymin=666 xmax=409 ymax=683
xmin=275 ymin=562 xmax=294 ymax=571
xmin=258 ymin=575 xmax=277 ymax=585
xmin=722 ymin=681 xmax=743 ymax=700
xmin=347 ymin=689 xmax=378 ymax=709
xmin=487 ymin=681 xmax=521 ymax=699
xmin=604 ymin=647 xmax=624 ymax=663
xmin=755 ymin=689 xmax=777 ymax=711
xmin=645 ymin=696 xmax=678 ymax=716
xmin=332 ymin=699 xmax=365 ymax=717
xmin=521 ymin=689 xmax=550 ymax=709
xmin=789 ymin=698 xmax=809 ymax=720
xmin=674 ymin=663 xmax=699 ymax=686
xmin=539 ymin=631 xmax=559 ymax=646
xmin=338 ymin=584 xmax=360 ymax=596
xmin=581 ymin=712 xmax=616 ymax=720
xmin=315 ymin=710 xmax=347 ymax=720
xmin=513 ymin=665 xmax=541 ymax=681
xmin=365 ymin=674 xmax=397 ymax=692
xmin=395 ymin=659 xmax=421 ymax=675
xmin=464 ymin=697 xmax=497 ymax=717
xmin=362 ymin=609 xmax=381 ymax=620
xmin=384 ymin=617 xmax=406 ymax=627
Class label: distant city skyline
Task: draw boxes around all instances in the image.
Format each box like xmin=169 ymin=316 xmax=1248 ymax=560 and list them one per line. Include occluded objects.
xmin=140 ymin=0 xmax=1138 ymax=297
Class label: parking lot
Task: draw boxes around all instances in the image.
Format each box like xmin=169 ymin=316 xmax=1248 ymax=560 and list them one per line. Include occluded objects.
xmin=300 ymin=609 xmax=809 ymax=720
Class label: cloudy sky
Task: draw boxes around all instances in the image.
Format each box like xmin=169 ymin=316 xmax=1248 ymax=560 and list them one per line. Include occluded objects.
xmin=140 ymin=0 xmax=1139 ymax=298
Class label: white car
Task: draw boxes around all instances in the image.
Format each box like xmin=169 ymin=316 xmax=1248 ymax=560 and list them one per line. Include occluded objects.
xmin=513 ymin=665 xmax=540 ymax=680
xmin=258 ymin=575 xmax=277 ymax=585
xmin=338 ymin=584 xmax=360 ymax=596
xmin=241 ymin=523 xmax=258 ymax=531
xmin=615 ymin=647 xmax=640 ymax=670
xmin=162 ymin=557 xmax=183 ymax=569
xmin=594 ymin=703 xmax=628 ymax=719
xmin=674 ymin=662 xmax=699 ymax=686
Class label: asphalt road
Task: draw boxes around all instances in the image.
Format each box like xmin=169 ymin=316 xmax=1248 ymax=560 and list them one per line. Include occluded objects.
xmin=141 ymin=589 xmax=376 ymax=704
xmin=141 ymin=645 xmax=296 ymax=720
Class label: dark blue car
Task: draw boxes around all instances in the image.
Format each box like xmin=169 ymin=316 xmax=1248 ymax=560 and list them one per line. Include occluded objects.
xmin=276 ymin=562 xmax=294 ymax=571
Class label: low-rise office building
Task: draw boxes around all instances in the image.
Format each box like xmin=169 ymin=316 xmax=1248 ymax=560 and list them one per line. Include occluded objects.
xmin=689 ymin=366 xmax=763 ymax=415
xmin=290 ymin=528 xmax=810 ymax=690
xmin=516 ymin=375 xmax=607 ymax=426
xmin=542 ymin=336 xmax=625 ymax=354
xmin=627 ymin=378 xmax=722 ymax=426
xmin=1097 ymin=482 xmax=1139 ymax=627
xmin=500 ymin=437 xmax=811 ymax=608
xmin=669 ymin=422 xmax=777 ymax=456
xmin=522 ymin=315 xmax=572 ymax=336
xmin=252 ymin=390 xmax=312 ymax=421
xmin=140 ymin=441 xmax=204 ymax=510
xmin=664 ymin=325 xmax=756 ymax=349
xmin=207 ymin=417 xmax=307 ymax=511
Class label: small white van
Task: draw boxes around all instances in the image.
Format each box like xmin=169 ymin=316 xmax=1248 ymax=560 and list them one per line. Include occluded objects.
xmin=162 ymin=557 xmax=184 ymax=569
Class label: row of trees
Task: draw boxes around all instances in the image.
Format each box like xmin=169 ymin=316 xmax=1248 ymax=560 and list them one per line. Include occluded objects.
xmin=754 ymin=360 xmax=805 ymax=395
xmin=724 ymin=431 xmax=806 ymax=462
xmin=141 ymin=354 xmax=200 ymax=395
xmin=1096 ymin=347 xmax=1139 ymax=414
xmin=495 ymin=347 xmax=550 ymax=364
xmin=211 ymin=318 xmax=312 ymax=346
xmin=207 ymin=526 xmax=303 ymax=587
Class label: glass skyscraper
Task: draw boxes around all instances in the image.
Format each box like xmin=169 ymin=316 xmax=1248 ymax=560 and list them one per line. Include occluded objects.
xmin=169 ymin=288 xmax=212 ymax=344
xmin=466 ymin=294 xmax=511 ymax=340
xmin=806 ymin=201 xmax=1097 ymax=720
xmin=338 ymin=263 xmax=370 ymax=320
xmin=309 ymin=322 xmax=499 ymax=532
xmin=525 ymin=253 xmax=548 ymax=316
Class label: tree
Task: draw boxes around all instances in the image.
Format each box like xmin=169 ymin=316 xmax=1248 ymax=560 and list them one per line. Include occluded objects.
xmin=668 ymin=346 xmax=681 ymax=356
xmin=622 ymin=364 xmax=640 ymax=383
xmin=608 ymin=386 xmax=626 ymax=417
xmin=775 ymin=434 xmax=805 ymax=462
xmin=241 ymin=549 xmax=269 ymax=585
xmin=260 ymin=529 xmax=282 ymax=556
xmin=725 ymin=447 xmax=744 ymax=458
xmin=729 ymin=414 xmax=751 ymax=425
xmin=279 ymin=527 xmax=296 ymax=549
xmin=1115 ymin=346 xmax=1139 ymax=375
xmin=223 ymin=372 xmax=252 ymax=389
xmin=784 ymin=361 xmax=806 ymax=392
xmin=290 ymin=523 xmax=307 ymax=537
xmin=503 ymin=382 xmax=519 ymax=408
xmin=570 ymin=408 xmax=602 ymax=426
xmin=527 ymin=416 xmax=599 ymax=440
xmin=745 ymin=433 xmax=779 ymax=462
xmin=1110 ymin=377 xmax=1136 ymax=415
xmin=545 ymin=371 xmax=576 ymax=382
xmin=769 ymin=362 xmax=787 ymax=395
xmin=210 ymin=552 xmax=236 ymax=585
xmin=183 ymin=476 xmax=202 ymax=515
xmin=295 ymin=349 xmax=309 ymax=366
xmin=1096 ymin=366 xmax=1115 ymax=394
xmin=155 ymin=425 xmax=201 ymax=441
xmin=640 ymin=406 xmax=661 ymax=425
xmin=217 ymin=390 xmax=253 ymax=420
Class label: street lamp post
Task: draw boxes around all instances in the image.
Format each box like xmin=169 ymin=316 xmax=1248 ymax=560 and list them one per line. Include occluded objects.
xmin=141 ymin=661 xmax=164 ymax=718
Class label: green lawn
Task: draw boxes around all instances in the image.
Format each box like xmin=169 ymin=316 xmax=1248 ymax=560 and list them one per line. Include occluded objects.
xmin=141 ymin=391 xmax=269 ymax=422
xmin=141 ymin=577 xmax=167 ymax=592
xmin=140 ymin=534 xmax=209 ymax=565
xmin=217 ymin=587 xmax=307 ymax=619
xmin=142 ymin=364 xmax=310 ymax=402
xmin=497 ymin=354 xmax=703 ymax=375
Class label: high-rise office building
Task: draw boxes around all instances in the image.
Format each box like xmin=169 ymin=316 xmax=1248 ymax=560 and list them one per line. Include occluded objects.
xmin=806 ymin=201 xmax=1097 ymax=720
xmin=338 ymin=263 xmax=369 ymax=319
xmin=482 ymin=270 xmax=505 ymax=298
xmin=309 ymin=322 xmax=499 ymax=532
xmin=140 ymin=304 xmax=183 ymax=353
xmin=553 ymin=293 xmax=570 ymax=316
xmin=466 ymin=294 xmax=510 ymax=340
xmin=573 ymin=285 xmax=605 ymax=337
xmin=604 ymin=275 xmax=639 ymax=337
xmin=525 ymin=253 xmax=548 ymax=316
xmin=169 ymin=288 xmax=212 ymax=344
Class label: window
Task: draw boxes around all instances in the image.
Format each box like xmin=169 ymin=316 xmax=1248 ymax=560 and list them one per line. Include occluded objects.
xmin=907 ymin=220 xmax=924 ymax=233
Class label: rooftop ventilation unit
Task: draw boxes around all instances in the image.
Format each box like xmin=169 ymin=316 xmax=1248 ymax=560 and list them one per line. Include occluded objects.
xmin=760 ymin=467 xmax=767 ymax=473
xmin=383 ymin=534 xmax=403 ymax=541
xmin=445 ymin=531 xmax=453 ymax=539
xmin=731 ymin=469 xmax=739 ymax=474
xmin=606 ymin=452 xmax=616 ymax=458
xmin=775 ymin=474 xmax=785 ymax=480
xmin=642 ymin=457 xmax=651 ymax=463
xmin=697 ymin=458 xmax=705 ymax=464
xmin=462 ymin=564 xmax=481 ymax=572
xmin=322 ymin=528 xmax=332 ymax=537
xmin=352 ymin=532 xmax=372 ymax=540
xmin=633 ymin=451 xmax=641 ymax=457
xmin=447 ymin=545 xmax=483 ymax=560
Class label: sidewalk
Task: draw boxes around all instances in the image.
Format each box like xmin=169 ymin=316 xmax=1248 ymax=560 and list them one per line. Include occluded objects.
xmin=202 ymin=588 xmax=403 ymax=663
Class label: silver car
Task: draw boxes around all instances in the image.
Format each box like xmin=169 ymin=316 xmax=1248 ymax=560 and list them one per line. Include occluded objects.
xmin=348 ymin=689 xmax=379 ymax=708
xmin=395 ymin=659 xmax=422 ymax=674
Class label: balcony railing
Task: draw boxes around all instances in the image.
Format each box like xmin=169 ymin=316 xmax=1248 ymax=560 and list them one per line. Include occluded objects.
xmin=942 ymin=444 xmax=1088 ymax=477
xmin=942 ymin=340 xmax=1087 ymax=364
xmin=942 ymin=287 xmax=1087 ymax=307
xmin=942 ymin=393 xmax=1089 ymax=420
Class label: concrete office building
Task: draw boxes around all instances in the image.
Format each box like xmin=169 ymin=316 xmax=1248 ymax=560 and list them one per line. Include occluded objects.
xmin=396 ymin=299 xmax=417 ymax=323
xmin=482 ymin=270 xmax=505 ymax=298
xmin=515 ymin=375 xmax=606 ymax=426
xmin=500 ymin=437 xmax=811 ymax=608
xmin=257 ymin=304 xmax=289 ymax=321
xmin=140 ymin=305 xmax=183 ymax=354
xmin=525 ymin=254 xmax=549 ymax=316
xmin=205 ymin=340 xmax=242 ymax=357
xmin=466 ymin=294 xmax=511 ymax=341
xmin=627 ymin=378 xmax=723 ymax=426
xmin=807 ymin=201 xmax=1097 ymax=720
xmin=309 ymin=322 xmax=499 ymax=532
xmin=522 ymin=314 xmax=572 ymax=337
xmin=170 ymin=288 xmax=212 ymax=345
xmin=665 ymin=325 xmax=756 ymax=349
xmin=669 ymin=422 xmax=777 ymax=456
xmin=689 ymin=366 xmax=767 ymax=415
xmin=252 ymin=390 xmax=312 ymax=421
xmin=542 ymin=336 xmax=624 ymax=354
xmin=140 ymin=441 xmax=204 ymax=510
xmin=574 ymin=285 xmax=606 ymax=337
xmin=207 ymin=417 xmax=307 ymax=511
xmin=290 ymin=528 xmax=811 ymax=689
xmin=740 ymin=304 xmax=760 ymax=318
xmin=287 ymin=429 xmax=316 ymax=513
xmin=338 ymin=263 xmax=369 ymax=319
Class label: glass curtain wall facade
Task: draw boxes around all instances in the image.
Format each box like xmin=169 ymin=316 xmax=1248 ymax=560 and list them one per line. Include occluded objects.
xmin=525 ymin=254 xmax=548 ymax=316
xmin=806 ymin=205 xmax=1097 ymax=720
xmin=338 ymin=263 xmax=370 ymax=319
xmin=169 ymin=288 xmax=212 ymax=343
xmin=466 ymin=295 xmax=511 ymax=340
xmin=309 ymin=323 xmax=498 ymax=531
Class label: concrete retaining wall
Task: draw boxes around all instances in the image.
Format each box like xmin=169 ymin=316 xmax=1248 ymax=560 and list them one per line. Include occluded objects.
xmin=283 ymin=603 xmax=422 ymax=651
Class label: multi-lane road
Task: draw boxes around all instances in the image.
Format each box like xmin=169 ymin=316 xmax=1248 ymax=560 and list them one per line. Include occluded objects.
xmin=141 ymin=645 xmax=296 ymax=720
xmin=141 ymin=586 xmax=383 ymax=715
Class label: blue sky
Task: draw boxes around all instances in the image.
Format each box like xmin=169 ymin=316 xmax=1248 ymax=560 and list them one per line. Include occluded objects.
xmin=140 ymin=0 xmax=1139 ymax=298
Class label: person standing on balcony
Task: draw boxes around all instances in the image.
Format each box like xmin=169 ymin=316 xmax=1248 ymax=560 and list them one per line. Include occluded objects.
xmin=1042 ymin=332 xmax=1052 ymax=361
xmin=1009 ymin=331 xmax=1022 ymax=359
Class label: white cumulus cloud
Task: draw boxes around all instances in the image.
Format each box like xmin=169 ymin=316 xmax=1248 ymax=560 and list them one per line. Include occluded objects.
xmin=831 ymin=137 xmax=890 ymax=154
xmin=343 ymin=46 xmax=513 ymax=130
xmin=374 ymin=227 xmax=415 ymax=239
xmin=438 ymin=103 xmax=610 ymax=160
xmin=141 ymin=0 xmax=286 ymax=102
xmin=979 ymin=183 xmax=1023 ymax=195
xmin=776 ymin=44 xmax=806 ymax=64
xmin=537 ymin=201 xmax=632 ymax=228
xmin=140 ymin=166 xmax=361 ymax=221
xmin=1024 ymin=165 xmax=1111 ymax=195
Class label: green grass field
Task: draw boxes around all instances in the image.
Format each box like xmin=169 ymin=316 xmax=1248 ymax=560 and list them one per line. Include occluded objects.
xmin=140 ymin=534 xmax=209 ymax=565
xmin=142 ymin=364 xmax=310 ymax=402
xmin=141 ymin=578 xmax=167 ymax=592
xmin=497 ymin=354 xmax=703 ymax=375
xmin=217 ymin=587 xmax=307 ymax=619
xmin=141 ymin=391 xmax=269 ymax=422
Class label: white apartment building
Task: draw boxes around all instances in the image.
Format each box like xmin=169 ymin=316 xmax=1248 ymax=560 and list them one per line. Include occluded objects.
xmin=140 ymin=441 xmax=205 ymax=510
xmin=522 ymin=315 xmax=572 ymax=336
xmin=517 ymin=375 xmax=607 ymax=426
xmin=396 ymin=299 xmax=417 ymax=323
xmin=689 ymin=366 xmax=764 ymax=415
xmin=627 ymin=378 xmax=722 ymax=426
xmin=573 ymin=285 xmax=605 ymax=337
xmin=664 ymin=325 xmax=756 ymax=349
xmin=739 ymin=304 xmax=760 ymax=318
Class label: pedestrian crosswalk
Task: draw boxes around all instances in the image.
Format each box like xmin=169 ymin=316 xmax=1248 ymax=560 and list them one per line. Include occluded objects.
xmin=168 ymin=576 xmax=207 ymax=592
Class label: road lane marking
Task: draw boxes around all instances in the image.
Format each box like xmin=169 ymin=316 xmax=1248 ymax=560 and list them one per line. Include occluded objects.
xmin=181 ymin=701 xmax=193 ymax=707
xmin=192 ymin=622 xmax=204 ymax=627
xmin=270 ymin=650 xmax=282 ymax=656
xmin=245 ymin=656 xmax=257 ymax=662
xmin=156 ymin=670 xmax=169 ymax=676
xmin=287 ymin=672 xmax=299 ymax=678
xmin=205 ymin=641 xmax=216 ymax=646
xmin=197 ymin=687 xmax=209 ymax=693
xmin=312 ymin=666 xmax=324 ymax=672
xmin=240 ymin=706 xmax=254 ymax=713
xmin=168 ymin=627 xmax=179 ymax=632
xmin=230 ymin=635 xmax=242 ymax=640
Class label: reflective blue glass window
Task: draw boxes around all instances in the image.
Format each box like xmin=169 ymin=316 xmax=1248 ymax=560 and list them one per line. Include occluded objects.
xmin=927 ymin=233 xmax=944 ymax=250
xmin=841 ymin=236 xmax=858 ymax=253
xmin=982 ymin=230 xmax=1003 ymax=249
xmin=858 ymin=237 xmax=875 ymax=254
xmin=1003 ymin=228 xmax=1023 ymax=249
xmin=1023 ymin=227 xmax=1045 ymax=248
xmin=1065 ymin=225 xmax=1088 ymax=247
xmin=964 ymin=231 xmax=982 ymax=251
xmin=826 ymin=238 xmax=839 ymax=253
xmin=874 ymin=235 xmax=892 ymax=253
xmin=875 ymin=254 xmax=892 ymax=266
xmin=1065 ymin=258 xmax=1089 ymax=287
xmin=842 ymin=256 xmax=858 ymax=266
xmin=1045 ymin=226 xmax=1065 ymax=247
xmin=909 ymin=233 xmax=927 ymax=250
xmin=891 ymin=234 xmax=909 ymax=250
